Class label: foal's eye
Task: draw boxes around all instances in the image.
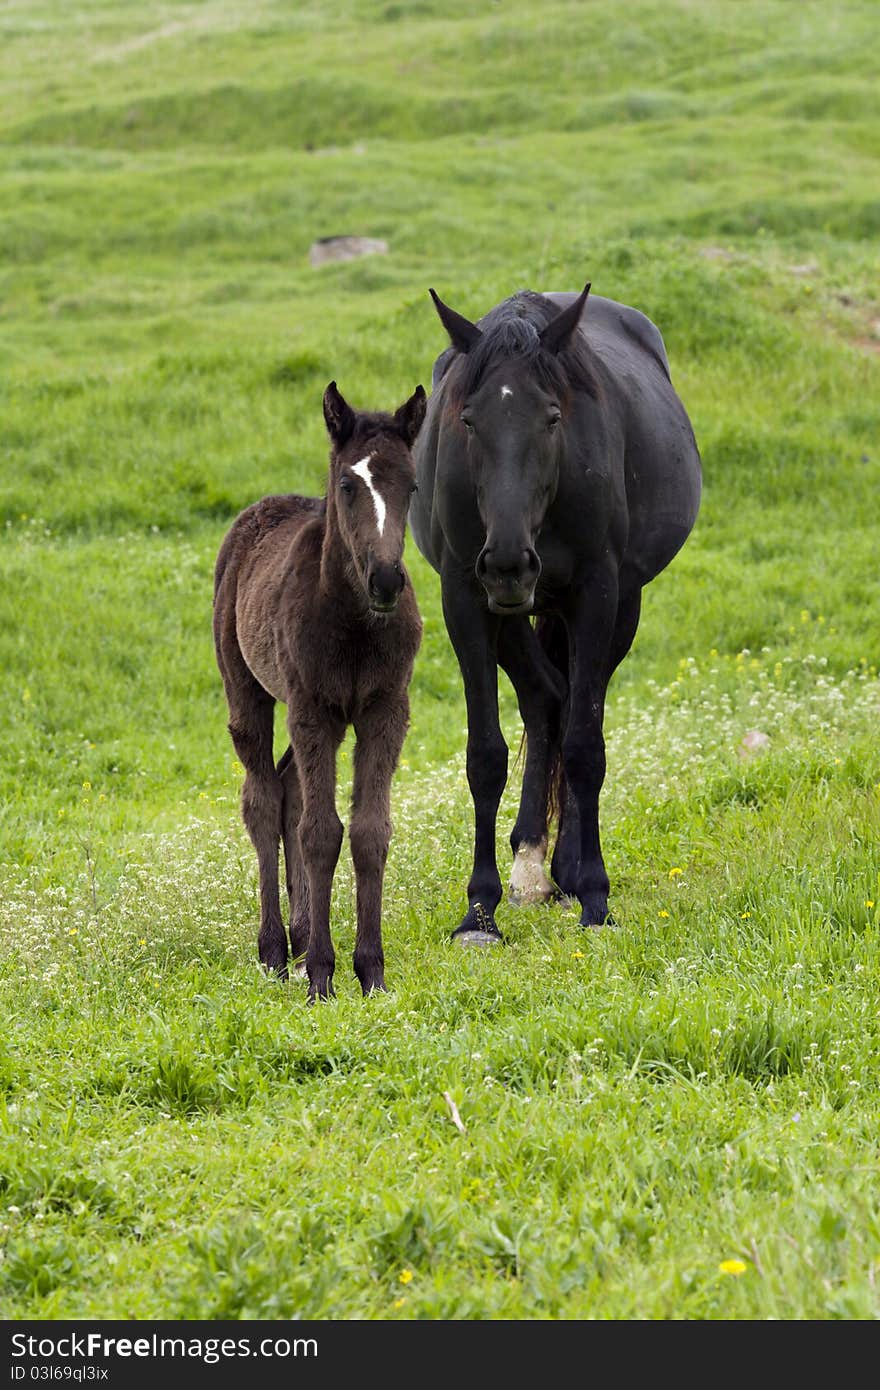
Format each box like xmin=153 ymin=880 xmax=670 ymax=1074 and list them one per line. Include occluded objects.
xmin=339 ymin=476 xmax=354 ymax=496
xmin=460 ymin=414 xmax=474 ymax=434
xmin=547 ymin=412 xmax=561 ymax=433
xmin=409 ymin=481 xmax=418 ymax=495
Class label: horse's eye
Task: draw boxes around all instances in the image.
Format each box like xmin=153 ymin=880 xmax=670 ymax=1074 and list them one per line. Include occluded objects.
xmin=339 ymin=476 xmax=354 ymax=496
xmin=547 ymin=413 xmax=561 ymax=433
xmin=460 ymin=415 xmax=474 ymax=434
xmin=410 ymin=481 xmax=418 ymax=495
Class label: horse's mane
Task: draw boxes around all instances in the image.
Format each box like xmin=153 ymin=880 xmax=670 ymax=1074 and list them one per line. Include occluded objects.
xmin=346 ymin=411 xmax=405 ymax=447
xmin=443 ymin=291 xmax=600 ymax=403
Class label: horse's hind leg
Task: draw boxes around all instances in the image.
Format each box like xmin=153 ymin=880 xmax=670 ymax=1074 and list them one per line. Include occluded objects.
xmin=226 ymin=685 xmax=287 ymax=977
xmin=497 ymin=618 xmax=565 ymax=906
xmin=552 ymin=582 xmax=642 ymax=902
xmin=277 ymin=745 xmax=310 ymax=972
xmin=557 ymin=572 xmax=643 ymax=928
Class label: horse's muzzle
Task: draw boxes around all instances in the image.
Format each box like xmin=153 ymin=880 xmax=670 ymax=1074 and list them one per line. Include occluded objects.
xmin=476 ymin=544 xmax=540 ymax=615
xmin=367 ymin=561 xmax=405 ymax=613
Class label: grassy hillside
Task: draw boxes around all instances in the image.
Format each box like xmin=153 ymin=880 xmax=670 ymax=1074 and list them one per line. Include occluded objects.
xmin=0 ymin=0 xmax=878 ymax=1320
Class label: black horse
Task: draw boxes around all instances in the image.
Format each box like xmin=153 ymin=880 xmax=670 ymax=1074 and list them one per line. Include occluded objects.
xmin=410 ymin=283 xmax=702 ymax=943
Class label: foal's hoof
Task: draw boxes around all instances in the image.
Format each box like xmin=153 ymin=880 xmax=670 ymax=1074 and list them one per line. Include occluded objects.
xmin=307 ymin=977 xmax=336 ymax=1004
xmin=549 ymin=887 xmax=579 ymax=909
xmin=259 ymin=936 xmax=290 ymax=980
xmin=260 ymin=958 xmax=289 ymax=982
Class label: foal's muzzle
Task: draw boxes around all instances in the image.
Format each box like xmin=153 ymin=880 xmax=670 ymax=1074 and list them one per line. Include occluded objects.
xmin=367 ymin=561 xmax=405 ymax=613
xmin=475 ymin=544 xmax=541 ymax=615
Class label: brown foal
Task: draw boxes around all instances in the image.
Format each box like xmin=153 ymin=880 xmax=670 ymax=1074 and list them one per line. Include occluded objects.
xmin=213 ymin=381 xmax=426 ymax=1000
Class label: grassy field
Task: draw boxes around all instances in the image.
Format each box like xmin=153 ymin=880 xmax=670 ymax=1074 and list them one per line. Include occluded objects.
xmin=1 ymin=0 xmax=879 ymax=1319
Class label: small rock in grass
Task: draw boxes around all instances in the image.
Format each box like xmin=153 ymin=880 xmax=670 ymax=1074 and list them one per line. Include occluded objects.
xmin=309 ymin=236 xmax=389 ymax=267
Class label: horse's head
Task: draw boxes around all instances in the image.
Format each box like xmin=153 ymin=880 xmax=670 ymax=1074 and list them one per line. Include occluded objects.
xmin=430 ymin=284 xmax=591 ymax=615
xmin=323 ymin=381 xmax=426 ymax=613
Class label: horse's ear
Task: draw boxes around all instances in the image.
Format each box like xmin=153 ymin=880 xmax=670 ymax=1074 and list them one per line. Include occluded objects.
xmin=323 ymin=380 xmax=356 ymax=446
xmin=540 ymin=283 xmax=591 ymax=354
xmin=429 ymin=288 xmax=482 ymax=354
xmin=394 ymin=384 xmax=427 ymax=445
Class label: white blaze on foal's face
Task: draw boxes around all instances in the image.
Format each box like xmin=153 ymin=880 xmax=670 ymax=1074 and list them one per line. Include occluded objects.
xmin=351 ymin=454 xmax=386 ymax=536
xmin=500 ymin=385 xmax=513 ymax=400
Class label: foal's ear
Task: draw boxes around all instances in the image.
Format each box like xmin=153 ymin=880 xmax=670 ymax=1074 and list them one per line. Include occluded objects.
xmin=323 ymin=380 xmax=357 ymax=446
xmin=394 ymin=384 xmax=427 ymax=445
xmin=540 ymin=283 xmax=591 ymax=354
xmin=429 ymin=288 xmax=482 ymax=354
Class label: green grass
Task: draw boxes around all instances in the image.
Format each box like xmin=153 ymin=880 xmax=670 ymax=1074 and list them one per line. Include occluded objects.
xmin=1 ymin=0 xmax=879 ymax=1320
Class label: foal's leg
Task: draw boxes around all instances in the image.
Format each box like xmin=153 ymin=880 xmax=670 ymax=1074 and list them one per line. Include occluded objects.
xmin=349 ymin=694 xmax=410 ymax=995
xmin=226 ymin=688 xmax=286 ymax=975
xmin=277 ymin=745 xmax=310 ymax=972
xmin=289 ymin=701 xmax=345 ymax=1002
xmin=441 ymin=565 xmax=506 ymax=944
xmin=497 ymin=618 xmax=565 ymax=905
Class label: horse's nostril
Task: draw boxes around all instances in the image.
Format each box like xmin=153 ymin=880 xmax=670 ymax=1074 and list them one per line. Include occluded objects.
xmin=368 ymin=563 xmax=405 ymax=608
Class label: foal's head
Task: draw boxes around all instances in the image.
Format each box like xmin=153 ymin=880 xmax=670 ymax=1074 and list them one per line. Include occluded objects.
xmin=323 ymin=381 xmax=426 ymax=613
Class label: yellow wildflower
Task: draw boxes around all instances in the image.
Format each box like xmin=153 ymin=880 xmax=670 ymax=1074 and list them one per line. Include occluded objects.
xmin=398 ymin=1269 xmax=413 ymax=1285
xmin=668 ymin=867 xmax=682 ymax=879
xmin=659 ymin=910 xmax=670 ymax=918
xmin=571 ymin=950 xmax=585 ymax=960
xmin=719 ymin=1259 xmax=747 ymax=1276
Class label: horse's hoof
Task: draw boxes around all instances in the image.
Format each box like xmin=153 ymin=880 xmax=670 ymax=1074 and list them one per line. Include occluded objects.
xmin=292 ymin=962 xmax=308 ymax=979
xmin=508 ymin=883 xmax=553 ymax=906
xmin=508 ymin=842 xmax=553 ymax=905
xmin=580 ymin=911 xmax=618 ymax=931
xmin=453 ymin=928 xmax=504 ymax=948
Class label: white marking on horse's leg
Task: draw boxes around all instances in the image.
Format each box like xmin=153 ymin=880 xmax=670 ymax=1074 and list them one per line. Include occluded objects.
xmin=508 ymin=838 xmax=553 ymax=905
xmin=500 ymin=384 xmax=513 ymax=399
xmin=351 ymin=454 xmax=387 ymax=536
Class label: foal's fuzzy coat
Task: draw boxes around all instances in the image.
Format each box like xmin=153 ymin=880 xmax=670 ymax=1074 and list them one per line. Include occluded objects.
xmin=213 ymin=381 xmax=426 ymax=1000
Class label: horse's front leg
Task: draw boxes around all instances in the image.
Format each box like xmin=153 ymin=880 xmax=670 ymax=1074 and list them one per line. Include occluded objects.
xmin=562 ymin=568 xmax=619 ymax=928
xmin=497 ymin=618 xmax=566 ymax=905
xmin=349 ymin=694 xmax=410 ymax=995
xmin=276 ymin=745 xmax=310 ymax=972
xmin=288 ymin=700 xmax=345 ymax=1001
xmin=442 ymin=567 xmax=506 ymax=944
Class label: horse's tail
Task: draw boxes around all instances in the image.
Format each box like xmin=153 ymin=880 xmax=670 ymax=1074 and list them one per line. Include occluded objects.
xmin=533 ymin=615 xmax=568 ymax=831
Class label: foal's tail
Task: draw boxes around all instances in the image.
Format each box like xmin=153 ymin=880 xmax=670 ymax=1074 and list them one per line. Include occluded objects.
xmin=534 ymin=614 xmax=568 ymax=832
